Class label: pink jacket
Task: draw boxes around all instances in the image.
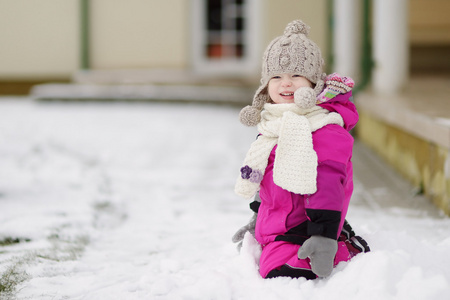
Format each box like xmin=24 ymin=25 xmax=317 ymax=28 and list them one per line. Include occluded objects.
xmin=255 ymin=91 xmax=359 ymax=246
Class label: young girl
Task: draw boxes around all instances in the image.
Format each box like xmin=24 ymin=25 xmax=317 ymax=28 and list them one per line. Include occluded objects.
xmin=234 ymin=20 xmax=368 ymax=279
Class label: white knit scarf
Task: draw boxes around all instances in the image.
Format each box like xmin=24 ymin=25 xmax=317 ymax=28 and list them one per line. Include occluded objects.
xmin=235 ymin=103 xmax=344 ymax=199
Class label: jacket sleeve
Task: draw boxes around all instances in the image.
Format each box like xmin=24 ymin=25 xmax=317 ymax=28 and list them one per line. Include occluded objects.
xmin=305 ymin=125 xmax=354 ymax=240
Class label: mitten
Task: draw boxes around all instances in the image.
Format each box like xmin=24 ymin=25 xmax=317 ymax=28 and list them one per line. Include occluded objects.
xmin=232 ymin=194 xmax=261 ymax=251
xmin=231 ymin=213 xmax=257 ymax=250
xmin=298 ymin=235 xmax=338 ymax=277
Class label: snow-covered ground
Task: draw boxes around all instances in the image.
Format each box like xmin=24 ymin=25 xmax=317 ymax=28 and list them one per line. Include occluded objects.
xmin=0 ymin=98 xmax=449 ymax=300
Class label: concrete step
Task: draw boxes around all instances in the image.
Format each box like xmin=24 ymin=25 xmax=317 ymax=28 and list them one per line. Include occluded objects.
xmin=352 ymin=139 xmax=443 ymax=218
xmin=30 ymin=83 xmax=254 ymax=105
xmin=30 ymin=69 xmax=256 ymax=104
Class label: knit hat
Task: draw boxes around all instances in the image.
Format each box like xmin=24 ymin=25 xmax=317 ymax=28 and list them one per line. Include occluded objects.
xmin=240 ymin=20 xmax=326 ymax=126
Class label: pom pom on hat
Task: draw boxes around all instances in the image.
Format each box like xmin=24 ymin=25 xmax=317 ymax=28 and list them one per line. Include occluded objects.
xmin=239 ymin=105 xmax=261 ymax=127
xmin=284 ymin=20 xmax=310 ymax=37
xmin=294 ymin=87 xmax=316 ymax=110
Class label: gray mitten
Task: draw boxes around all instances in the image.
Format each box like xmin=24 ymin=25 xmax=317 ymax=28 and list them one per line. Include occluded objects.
xmin=231 ymin=213 xmax=257 ymax=250
xmin=298 ymin=235 xmax=338 ymax=277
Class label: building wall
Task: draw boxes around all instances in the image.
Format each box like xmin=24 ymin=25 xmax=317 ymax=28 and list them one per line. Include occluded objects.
xmin=0 ymin=0 xmax=189 ymax=80
xmin=409 ymin=0 xmax=450 ymax=46
xmin=2 ymin=0 xmax=449 ymax=83
xmin=262 ymin=0 xmax=329 ymax=67
xmin=409 ymin=0 xmax=450 ymax=74
xmin=90 ymin=0 xmax=189 ymax=70
xmin=0 ymin=0 xmax=79 ymax=80
xmin=0 ymin=0 xmax=329 ymax=83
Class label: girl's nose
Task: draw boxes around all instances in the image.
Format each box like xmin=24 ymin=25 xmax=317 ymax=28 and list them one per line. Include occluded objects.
xmin=281 ymin=79 xmax=292 ymax=87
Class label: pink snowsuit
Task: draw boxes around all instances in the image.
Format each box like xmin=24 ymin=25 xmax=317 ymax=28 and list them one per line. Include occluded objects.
xmin=255 ymin=91 xmax=359 ymax=278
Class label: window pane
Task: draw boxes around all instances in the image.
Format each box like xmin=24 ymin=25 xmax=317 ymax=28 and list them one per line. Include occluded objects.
xmin=236 ymin=17 xmax=244 ymax=31
xmin=207 ymin=0 xmax=222 ymax=30
xmin=235 ymin=44 xmax=244 ymax=57
xmin=205 ymin=0 xmax=246 ymax=59
xmin=207 ymin=44 xmax=223 ymax=58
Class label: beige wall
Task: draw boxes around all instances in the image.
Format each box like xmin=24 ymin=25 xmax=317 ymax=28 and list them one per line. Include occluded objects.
xmin=0 ymin=0 xmax=189 ymax=79
xmin=0 ymin=0 xmax=79 ymax=79
xmin=262 ymin=0 xmax=329 ymax=66
xmin=410 ymin=0 xmax=450 ymax=45
xmin=90 ymin=0 xmax=189 ymax=70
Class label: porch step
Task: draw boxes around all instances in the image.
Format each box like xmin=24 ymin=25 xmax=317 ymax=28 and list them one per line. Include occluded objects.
xmin=30 ymin=69 xmax=256 ymax=105
xmin=30 ymin=83 xmax=254 ymax=105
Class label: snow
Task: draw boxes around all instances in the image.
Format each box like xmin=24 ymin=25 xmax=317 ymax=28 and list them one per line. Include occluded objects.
xmin=0 ymin=97 xmax=449 ymax=300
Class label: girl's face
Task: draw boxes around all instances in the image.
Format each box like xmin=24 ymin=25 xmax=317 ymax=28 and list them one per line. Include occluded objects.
xmin=268 ymin=74 xmax=313 ymax=104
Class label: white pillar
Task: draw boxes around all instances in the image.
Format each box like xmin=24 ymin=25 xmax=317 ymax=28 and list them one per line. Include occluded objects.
xmin=373 ymin=0 xmax=409 ymax=94
xmin=333 ymin=0 xmax=362 ymax=82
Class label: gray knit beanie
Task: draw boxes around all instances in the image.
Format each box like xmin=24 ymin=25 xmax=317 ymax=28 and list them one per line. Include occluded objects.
xmin=240 ymin=20 xmax=326 ymax=126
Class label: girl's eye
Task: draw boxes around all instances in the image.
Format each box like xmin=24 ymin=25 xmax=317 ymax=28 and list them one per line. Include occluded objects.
xmin=292 ymin=74 xmax=301 ymax=78
xmin=272 ymin=76 xmax=281 ymax=79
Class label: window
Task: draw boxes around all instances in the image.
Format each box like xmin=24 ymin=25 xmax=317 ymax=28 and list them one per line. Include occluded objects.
xmin=191 ymin=0 xmax=260 ymax=75
xmin=206 ymin=0 xmax=245 ymax=59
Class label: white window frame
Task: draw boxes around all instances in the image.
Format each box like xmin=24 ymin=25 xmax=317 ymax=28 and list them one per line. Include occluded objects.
xmin=191 ymin=0 xmax=261 ymax=76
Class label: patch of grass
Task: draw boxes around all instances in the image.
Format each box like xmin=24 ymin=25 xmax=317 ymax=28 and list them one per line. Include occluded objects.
xmin=0 ymin=237 xmax=31 ymax=247
xmin=0 ymin=264 xmax=29 ymax=297
xmin=36 ymin=234 xmax=90 ymax=262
